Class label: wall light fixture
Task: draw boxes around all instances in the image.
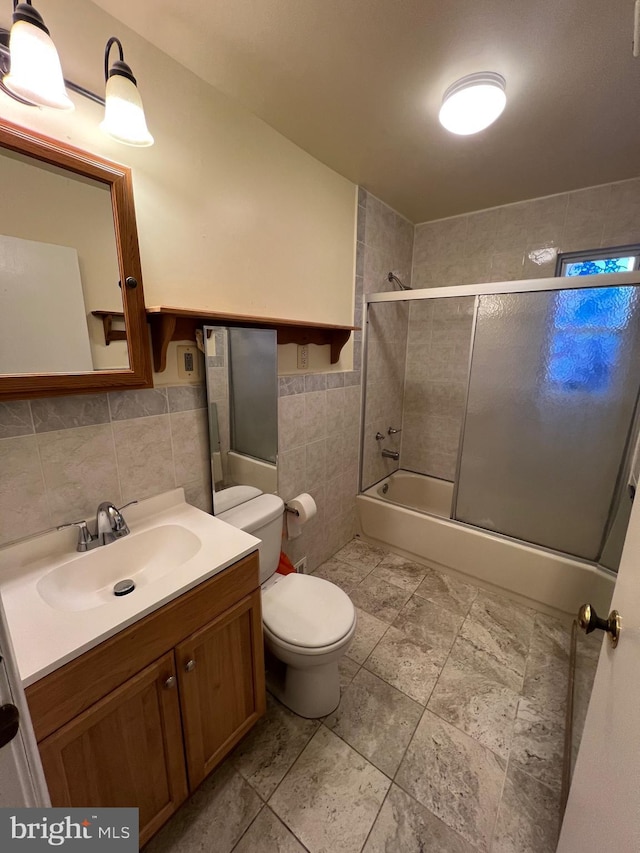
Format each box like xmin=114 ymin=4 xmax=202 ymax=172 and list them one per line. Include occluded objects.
xmin=0 ymin=5 xmax=154 ymax=147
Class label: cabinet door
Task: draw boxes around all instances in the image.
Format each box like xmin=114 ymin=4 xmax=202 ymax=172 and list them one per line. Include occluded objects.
xmin=176 ymin=590 xmax=266 ymax=789
xmin=38 ymin=652 xmax=188 ymax=847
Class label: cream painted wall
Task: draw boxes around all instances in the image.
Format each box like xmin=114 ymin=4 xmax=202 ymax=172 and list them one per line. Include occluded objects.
xmin=0 ymin=0 xmax=356 ymax=371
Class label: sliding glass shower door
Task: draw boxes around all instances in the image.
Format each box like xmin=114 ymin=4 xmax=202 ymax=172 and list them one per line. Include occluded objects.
xmin=453 ymin=286 xmax=640 ymax=560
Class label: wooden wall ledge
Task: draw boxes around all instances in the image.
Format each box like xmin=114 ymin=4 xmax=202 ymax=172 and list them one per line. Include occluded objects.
xmin=145 ymin=306 xmax=358 ymax=373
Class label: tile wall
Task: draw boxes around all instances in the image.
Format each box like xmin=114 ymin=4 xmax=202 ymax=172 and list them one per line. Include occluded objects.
xmin=401 ymin=297 xmax=474 ymax=481
xmin=278 ymin=373 xmax=361 ymax=571
xmin=359 ymin=190 xmax=414 ymax=490
xmin=412 ymin=177 xmax=640 ymax=288
xmin=0 ymin=385 xmax=211 ymax=547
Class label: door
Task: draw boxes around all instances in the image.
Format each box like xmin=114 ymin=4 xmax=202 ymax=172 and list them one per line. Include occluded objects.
xmin=37 ymin=653 xmax=187 ymax=847
xmin=176 ymin=590 xmax=266 ymax=790
xmin=558 ymin=492 xmax=640 ymax=849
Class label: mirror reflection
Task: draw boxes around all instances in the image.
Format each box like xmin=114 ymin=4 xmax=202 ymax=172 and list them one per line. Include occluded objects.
xmin=204 ymin=325 xmax=278 ymax=513
xmin=0 ymin=146 xmax=128 ymax=374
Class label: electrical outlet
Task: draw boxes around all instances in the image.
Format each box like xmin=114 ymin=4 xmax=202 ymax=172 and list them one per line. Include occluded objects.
xmin=177 ymin=345 xmax=200 ymax=381
xmin=294 ymin=557 xmax=308 ymax=574
xmin=297 ymin=344 xmax=309 ymax=370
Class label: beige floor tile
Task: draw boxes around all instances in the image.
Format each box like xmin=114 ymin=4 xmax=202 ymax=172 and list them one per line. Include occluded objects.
xmin=363 ymin=784 xmax=475 ymax=853
xmin=233 ymin=807 xmax=308 ymax=853
xmin=396 ymin=710 xmax=506 ymax=853
xmin=350 ymin=575 xmax=413 ymax=623
xmin=364 ymin=626 xmax=441 ymax=705
xmin=348 ymin=608 xmax=389 ymax=664
xmin=269 ymin=727 xmax=390 ymax=853
xmin=413 ymin=567 xmax=478 ymax=617
xmin=491 ymin=760 xmax=560 ymax=853
xmin=144 ymin=763 xmax=261 ymax=853
xmin=368 ymin=553 xmax=429 ymax=593
xmin=427 ymin=654 xmax=519 ymax=760
xmin=324 ymin=669 xmax=423 ymax=777
xmin=233 ymin=695 xmax=319 ymax=799
xmin=312 ymin=557 xmax=373 ymax=593
xmin=333 ymin=538 xmax=388 ymax=570
xmin=393 ymin=596 xmax=463 ymax=665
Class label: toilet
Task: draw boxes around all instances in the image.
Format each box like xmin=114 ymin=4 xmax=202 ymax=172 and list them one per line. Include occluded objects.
xmin=217 ymin=486 xmax=356 ymax=718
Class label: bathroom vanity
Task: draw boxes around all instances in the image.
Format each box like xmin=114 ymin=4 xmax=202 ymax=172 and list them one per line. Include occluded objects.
xmin=0 ymin=490 xmax=265 ymax=846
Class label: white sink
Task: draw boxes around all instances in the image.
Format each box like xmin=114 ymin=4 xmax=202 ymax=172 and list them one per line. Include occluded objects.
xmin=0 ymin=488 xmax=261 ymax=686
xmin=36 ymin=524 xmax=202 ymax=612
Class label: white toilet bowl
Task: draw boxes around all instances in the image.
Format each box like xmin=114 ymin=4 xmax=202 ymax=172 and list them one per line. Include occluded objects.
xmin=217 ymin=486 xmax=356 ymax=718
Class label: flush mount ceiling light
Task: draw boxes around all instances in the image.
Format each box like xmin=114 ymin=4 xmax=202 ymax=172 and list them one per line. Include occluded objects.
xmin=2 ymin=0 xmax=72 ymax=109
xmin=439 ymin=72 xmax=506 ymax=136
xmin=100 ymin=36 xmax=154 ymax=147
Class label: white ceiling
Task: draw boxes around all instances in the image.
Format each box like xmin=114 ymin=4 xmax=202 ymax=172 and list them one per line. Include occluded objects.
xmin=93 ymin=0 xmax=640 ymax=223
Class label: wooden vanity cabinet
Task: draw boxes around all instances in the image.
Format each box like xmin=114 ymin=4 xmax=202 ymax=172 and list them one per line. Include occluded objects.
xmin=25 ymin=552 xmax=265 ymax=847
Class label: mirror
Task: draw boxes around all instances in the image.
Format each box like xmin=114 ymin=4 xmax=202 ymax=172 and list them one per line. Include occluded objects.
xmin=204 ymin=325 xmax=278 ymax=512
xmin=0 ymin=119 xmax=151 ymax=399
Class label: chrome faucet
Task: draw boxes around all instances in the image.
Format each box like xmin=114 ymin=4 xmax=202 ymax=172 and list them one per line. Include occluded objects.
xmin=381 ymin=449 xmax=400 ymax=460
xmin=95 ymin=501 xmax=134 ymax=545
xmin=58 ymin=500 xmax=137 ymax=552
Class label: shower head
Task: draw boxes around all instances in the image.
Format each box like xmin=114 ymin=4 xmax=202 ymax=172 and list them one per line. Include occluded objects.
xmin=387 ymin=272 xmax=412 ymax=291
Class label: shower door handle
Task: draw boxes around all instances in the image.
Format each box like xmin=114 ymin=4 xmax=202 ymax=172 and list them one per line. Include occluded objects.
xmin=577 ymin=603 xmax=621 ymax=648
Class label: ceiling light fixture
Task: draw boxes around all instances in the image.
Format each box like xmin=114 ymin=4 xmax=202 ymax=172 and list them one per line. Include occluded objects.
xmin=2 ymin=0 xmax=72 ymax=109
xmin=100 ymin=36 xmax=153 ymax=147
xmin=439 ymin=72 xmax=506 ymax=136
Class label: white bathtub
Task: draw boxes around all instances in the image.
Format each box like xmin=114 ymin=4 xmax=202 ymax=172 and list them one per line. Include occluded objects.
xmin=358 ymin=470 xmax=614 ymax=617
xmin=367 ymin=470 xmax=453 ymax=518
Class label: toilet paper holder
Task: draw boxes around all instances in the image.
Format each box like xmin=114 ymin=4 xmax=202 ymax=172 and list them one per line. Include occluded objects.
xmin=285 ymin=504 xmax=300 ymax=516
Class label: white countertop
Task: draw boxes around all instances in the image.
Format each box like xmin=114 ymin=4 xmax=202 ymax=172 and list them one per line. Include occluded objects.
xmin=0 ymin=489 xmax=260 ymax=687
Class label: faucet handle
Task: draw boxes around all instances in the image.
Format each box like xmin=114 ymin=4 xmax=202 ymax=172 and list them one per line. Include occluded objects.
xmin=113 ymin=500 xmax=137 ymax=534
xmin=118 ymin=500 xmax=138 ymax=511
xmin=57 ymin=520 xmax=95 ymax=551
xmin=388 ymin=426 xmax=402 ymax=435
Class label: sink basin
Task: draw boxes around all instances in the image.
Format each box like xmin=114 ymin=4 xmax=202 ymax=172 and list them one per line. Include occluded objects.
xmin=36 ymin=524 xmax=202 ymax=612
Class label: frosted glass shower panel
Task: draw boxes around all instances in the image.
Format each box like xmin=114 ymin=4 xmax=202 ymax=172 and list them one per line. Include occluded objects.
xmin=228 ymin=327 xmax=278 ymax=464
xmin=454 ymin=287 xmax=640 ymax=560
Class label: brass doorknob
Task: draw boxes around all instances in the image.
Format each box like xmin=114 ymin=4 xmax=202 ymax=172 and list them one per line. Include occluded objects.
xmin=578 ymin=603 xmax=621 ymax=648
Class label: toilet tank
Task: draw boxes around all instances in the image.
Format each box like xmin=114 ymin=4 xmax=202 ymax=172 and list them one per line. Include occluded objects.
xmin=217 ymin=493 xmax=285 ymax=584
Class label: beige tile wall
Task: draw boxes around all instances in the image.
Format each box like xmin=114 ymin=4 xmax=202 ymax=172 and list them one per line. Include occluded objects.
xmin=0 ymin=386 xmax=211 ymax=547
xmin=412 ymin=177 xmax=640 ymax=288
xmin=359 ymin=192 xmax=414 ymax=490
xmin=278 ymin=374 xmax=361 ymax=571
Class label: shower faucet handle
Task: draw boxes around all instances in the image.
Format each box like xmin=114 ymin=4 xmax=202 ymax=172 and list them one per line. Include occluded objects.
xmin=375 ymin=432 xmax=385 ymax=441
xmin=388 ymin=427 xmax=402 ymax=435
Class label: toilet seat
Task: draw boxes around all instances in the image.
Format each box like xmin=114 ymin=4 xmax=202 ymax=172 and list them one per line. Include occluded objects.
xmin=262 ymin=574 xmax=355 ymax=649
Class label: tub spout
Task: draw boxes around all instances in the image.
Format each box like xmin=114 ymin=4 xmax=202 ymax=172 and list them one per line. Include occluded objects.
xmin=381 ymin=449 xmax=400 ymax=460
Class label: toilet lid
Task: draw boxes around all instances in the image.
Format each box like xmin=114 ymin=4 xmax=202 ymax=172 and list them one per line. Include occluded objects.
xmin=262 ymin=574 xmax=355 ymax=648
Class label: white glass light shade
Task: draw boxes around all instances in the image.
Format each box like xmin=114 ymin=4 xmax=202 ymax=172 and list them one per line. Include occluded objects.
xmin=3 ymin=19 xmax=73 ymax=110
xmin=100 ymin=73 xmax=154 ymax=147
xmin=439 ymin=72 xmax=506 ymax=136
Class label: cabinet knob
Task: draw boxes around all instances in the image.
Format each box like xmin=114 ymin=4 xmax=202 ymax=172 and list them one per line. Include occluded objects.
xmin=184 ymin=659 xmax=196 ymax=672
xmin=164 ymin=676 xmax=176 ymax=690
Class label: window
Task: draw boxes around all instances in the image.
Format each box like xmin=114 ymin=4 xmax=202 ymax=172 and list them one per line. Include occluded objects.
xmin=555 ymin=244 xmax=640 ymax=277
xmin=547 ymin=247 xmax=639 ymax=393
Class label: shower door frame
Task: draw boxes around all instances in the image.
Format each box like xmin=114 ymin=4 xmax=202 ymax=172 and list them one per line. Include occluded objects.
xmin=360 ymin=269 xmax=640 ymax=566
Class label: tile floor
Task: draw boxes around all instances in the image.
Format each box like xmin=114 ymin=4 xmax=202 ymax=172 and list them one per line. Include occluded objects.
xmin=144 ymin=538 xmax=600 ymax=853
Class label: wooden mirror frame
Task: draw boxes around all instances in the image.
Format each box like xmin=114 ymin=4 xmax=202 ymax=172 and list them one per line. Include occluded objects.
xmin=0 ymin=118 xmax=153 ymax=401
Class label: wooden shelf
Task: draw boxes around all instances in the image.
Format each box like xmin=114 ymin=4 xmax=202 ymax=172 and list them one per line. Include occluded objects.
xmin=145 ymin=306 xmax=358 ymax=373
xmin=91 ymin=310 xmax=127 ymax=345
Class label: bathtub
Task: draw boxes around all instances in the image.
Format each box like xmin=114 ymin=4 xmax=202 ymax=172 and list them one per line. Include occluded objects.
xmin=358 ymin=470 xmax=614 ymax=617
